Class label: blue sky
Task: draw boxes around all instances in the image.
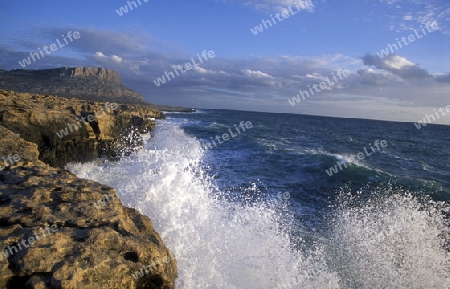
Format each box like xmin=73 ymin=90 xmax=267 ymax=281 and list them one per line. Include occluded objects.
xmin=1 ymin=0 xmax=449 ymax=124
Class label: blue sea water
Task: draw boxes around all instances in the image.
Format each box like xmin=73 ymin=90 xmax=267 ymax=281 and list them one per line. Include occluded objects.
xmin=68 ymin=109 xmax=450 ymax=288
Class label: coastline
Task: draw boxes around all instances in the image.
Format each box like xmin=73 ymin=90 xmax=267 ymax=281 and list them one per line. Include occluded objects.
xmin=0 ymin=88 xmax=178 ymax=288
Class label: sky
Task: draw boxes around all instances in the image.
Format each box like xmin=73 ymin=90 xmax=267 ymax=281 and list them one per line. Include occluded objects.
xmin=0 ymin=0 xmax=449 ymax=124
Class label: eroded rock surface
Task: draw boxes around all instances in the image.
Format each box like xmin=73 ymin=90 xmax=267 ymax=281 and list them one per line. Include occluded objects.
xmin=0 ymin=125 xmax=177 ymax=289
xmin=0 ymin=89 xmax=164 ymax=168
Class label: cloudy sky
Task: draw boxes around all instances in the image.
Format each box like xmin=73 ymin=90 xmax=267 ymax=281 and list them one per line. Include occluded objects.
xmin=1 ymin=0 xmax=449 ymax=124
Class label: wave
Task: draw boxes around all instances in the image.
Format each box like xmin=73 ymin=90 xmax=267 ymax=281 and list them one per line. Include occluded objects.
xmin=66 ymin=118 xmax=450 ymax=288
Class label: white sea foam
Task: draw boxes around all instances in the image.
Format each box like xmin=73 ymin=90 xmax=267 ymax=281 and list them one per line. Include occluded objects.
xmin=328 ymin=187 xmax=450 ymax=288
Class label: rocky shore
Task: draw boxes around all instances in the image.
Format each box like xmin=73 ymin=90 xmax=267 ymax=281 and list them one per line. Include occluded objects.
xmin=0 ymin=70 xmax=179 ymax=288
xmin=0 ymin=89 xmax=164 ymax=168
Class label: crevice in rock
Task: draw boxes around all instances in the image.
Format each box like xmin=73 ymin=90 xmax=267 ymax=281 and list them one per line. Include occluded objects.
xmin=136 ymin=274 xmax=164 ymax=289
xmin=72 ymin=228 xmax=89 ymax=242
xmin=17 ymin=207 xmax=33 ymax=214
xmin=0 ymin=195 xmax=11 ymax=205
xmin=0 ymin=218 xmax=17 ymax=227
xmin=124 ymin=251 xmax=139 ymax=262
xmin=7 ymin=241 xmax=26 ymax=274
xmin=6 ymin=276 xmax=30 ymax=289
xmin=24 ymin=272 xmax=54 ymax=288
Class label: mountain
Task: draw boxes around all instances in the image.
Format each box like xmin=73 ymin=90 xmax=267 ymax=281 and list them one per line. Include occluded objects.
xmin=0 ymin=67 xmax=148 ymax=104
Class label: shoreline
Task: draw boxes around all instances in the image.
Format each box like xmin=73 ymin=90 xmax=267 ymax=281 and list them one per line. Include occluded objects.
xmin=0 ymin=89 xmax=177 ymax=288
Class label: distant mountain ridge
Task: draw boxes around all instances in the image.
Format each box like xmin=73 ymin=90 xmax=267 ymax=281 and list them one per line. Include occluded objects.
xmin=0 ymin=67 xmax=148 ymax=104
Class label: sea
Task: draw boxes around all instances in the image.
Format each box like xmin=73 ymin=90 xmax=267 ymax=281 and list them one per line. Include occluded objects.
xmin=67 ymin=109 xmax=450 ymax=289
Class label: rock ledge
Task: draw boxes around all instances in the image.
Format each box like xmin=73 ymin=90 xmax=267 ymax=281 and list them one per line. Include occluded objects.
xmin=0 ymin=91 xmax=177 ymax=288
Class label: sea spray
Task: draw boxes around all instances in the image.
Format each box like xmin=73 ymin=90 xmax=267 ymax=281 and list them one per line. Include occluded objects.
xmin=327 ymin=186 xmax=450 ymax=288
xmin=67 ymin=119 xmax=338 ymax=288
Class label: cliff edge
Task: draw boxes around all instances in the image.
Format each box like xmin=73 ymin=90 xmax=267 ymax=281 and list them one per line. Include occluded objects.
xmin=0 ymin=89 xmax=164 ymax=168
xmin=0 ymin=88 xmax=178 ymax=288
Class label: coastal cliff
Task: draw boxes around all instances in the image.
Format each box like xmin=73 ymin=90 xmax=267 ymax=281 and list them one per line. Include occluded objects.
xmin=0 ymin=67 xmax=178 ymax=288
xmin=0 ymin=125 xmax=177 ymax=288
xmin=0 ymin=89 xmax=164 ymax=168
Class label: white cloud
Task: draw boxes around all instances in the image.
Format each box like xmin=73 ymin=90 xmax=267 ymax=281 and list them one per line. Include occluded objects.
xmin=241 ymin=69 xmax=273 ymax=78
xmin=383 ymin=55 xmax=414 ymax=70
xmin=194 ymin=66 xmax=211 ymax=74
xmin=94 ymin=52 xmax=123 ymax=63
xmin=111 ymin=55 xmax=123 ymax=62
xmin=362 ymin=54 xmax=429 ymax=79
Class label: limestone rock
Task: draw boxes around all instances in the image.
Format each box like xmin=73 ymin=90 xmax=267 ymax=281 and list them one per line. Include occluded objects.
xmin=0 ymin=125 xmax=177 ymax=288
xmin=0 ymin=89 xmax=164 ymax=168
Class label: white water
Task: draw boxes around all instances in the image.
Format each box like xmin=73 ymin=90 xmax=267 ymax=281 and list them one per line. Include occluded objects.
xmin=328 ymin=189 xmax=450 ymax=288
xmin=67 ymin=119 xmax=450 ymax=288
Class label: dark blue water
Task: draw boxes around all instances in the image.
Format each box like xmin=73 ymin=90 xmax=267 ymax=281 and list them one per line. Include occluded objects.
xmin=175 ymin=109 xmax=450 ymax=200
